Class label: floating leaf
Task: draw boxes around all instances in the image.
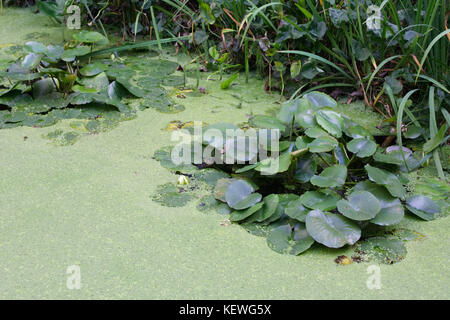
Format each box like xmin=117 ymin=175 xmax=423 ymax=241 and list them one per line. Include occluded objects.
xmin=249 ymin=115 xmax=286 ymax=131
xmin=403 ymin=125 xmax=423 ymax=139
xmin=246 ymin=194 xmax=280 ymax=223
xmin=79 ymin=72 xmax=109 ymax=92
xmin=337 ymin=191 xmax=381 ymax=221
xmin=285 ymin=199 xmax=309 ymax=222
xmin=345 ymin=125 xmax=372 ymax=139
xmin=225 ymin=180 xmax=261 ymax=210
xmin=405 ymin=195 xmax=440 ymax=221
xmin=80 ymin=63 xmax=108 ymax=77
xmin=308 ymin=135 xmax=338 ymax=153
xmin=151 ymin=183 xmax=194 ymax=207
xmin=354 ymin=181 xmax=404 ymax=226
xmin=303 ymin=91 xmax=337 ymax=109
xmin=24 ymin=41 xmax=47 ymax=54
xmin=365 ymin=164 xmax=406 ymax=198
xmin=372 ymin=148 xmax=405 ymax=165
xmin=230 ymin=202 xmax=264 ymax=222
xmin=333 ymin=143 xmax=350 ymax=165
xmin=61 ymin=46 xmax=91 ymax=62
xmin=305 ymin=127 xmax=329 ymax=138
xmin=347 ymin=138 xmax=377 ymax=158
xmin=214 ymin=178 xmax=238 ymax=202
xmin=315 ymin=109 xmax=344 ymax=138
xmin=267 ymin=223 xmax=314 ymax=255
xmin=300 ymin=190 xmax=340 ymax=211
xmin=255 ymin=151 xmax=291 ymax=175
xmin=73 ymin=31 xmax=106 ymax=43
xmin=310 ymin=165 xmax=347 ymax=188
xmin=21 ymin=53 xmax=41 ymax=70
xmin=305 ymin=210 xmax=361 ymax=248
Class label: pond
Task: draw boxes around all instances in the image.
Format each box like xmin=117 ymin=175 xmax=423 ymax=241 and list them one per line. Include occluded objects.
xmin=0 ymin=7 xmax=448 ymax=299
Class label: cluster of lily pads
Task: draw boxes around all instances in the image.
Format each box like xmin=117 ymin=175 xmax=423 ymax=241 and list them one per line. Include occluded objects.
xmin=0 ymin=30 xmax=183 ymax=130
xmin=156 ymin=91 xmax=443 ymax=259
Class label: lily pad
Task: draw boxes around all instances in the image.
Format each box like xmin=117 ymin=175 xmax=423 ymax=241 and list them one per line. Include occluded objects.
xmin=225 ymin=180 xmax=261 ymax=210
xmin=347 ymin=138 xmax=377 ymax=158
xmin=405 ymin=195 xmax=440 ymax=221
xmin=80 ymin=63 xmax=108 ymax=77
xmin=304 ymin=91 xmax=337 ymax=109
xmin=246 ymin=194 xmax=280 ymax=223
xmin=249 ymin=115 xmax=286 ymax=132
xmin=365 ymin=164 xmax=406 ymax=198
xmin=300 ymin=190 xmax=341 ymax=211
xmin=310 ymin=165 xmax=347 ymax=188
xmin=315 ymin=109 xmax=344 ymax=138
xmin=73 ymin=31 xmax=106 ymax=43
xmin=354 ymin=181 xmax=404 ymax=226
xmin=285 ymin=199 xmax=309 ymax=222
xmin=230 ymin=202 xmax=264 ymax=222
xmin=61 ymin=46 xmax=91 ymax=62
xmin=337 ymin=191 xmax=381 ymax=221
xmin=308 ymin=135 xmax=338 ymax=153
xmin=305 ymin=210 xmax=361 ymax=248
xmin=151 ymin=183 xmax=194 ymax=207
xmin=267 ymin=223 xmax=315 ymax=255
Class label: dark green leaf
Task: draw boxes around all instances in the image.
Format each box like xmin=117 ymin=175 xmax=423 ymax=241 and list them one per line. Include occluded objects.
xmin=306 ymin=210 xmax=361 ymax=248
xmin=405 ymin=195 xmax=440 ymax=221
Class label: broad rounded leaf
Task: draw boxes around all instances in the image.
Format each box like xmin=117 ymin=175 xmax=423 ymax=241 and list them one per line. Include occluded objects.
xmin=249 ymin=115 xmax=286 ymax=132
xmin=230 ymin=202 xmax=264 ymax=222
xmin=305 ymin=210 xmax=361 ymax=248
xmin=214 ymin=178 xmax=238 ymax=202
xmin=337 ymin=191 xmax=381 ymax=221
xmin=304 ymin=91 xmax=337 ymax=109
xmin=267 ymin=223 xmax=314 ymax=255
xmin=315 ymin=109 xmax=344 ymax=138
xmin=405 ymin=195 xmax=440 ymax=221
xmin=21 ymin=53 xmax=41 ymax=70
xmin=365 ymin=164 xmax=406 ymax=198
xmin=80 ymin=63 xmax=108 ymax=76
xmin=255 ymin=151 xmax=291 ymax=175
xmin=246 ymin=194 xmax=280 ymax=222
xmin=225 ymin=180 xmax=260 ymax=210
xmin=61 ymin=46 xmax=91 ymax=62
xmin=354 ymin=181 xmax=404 ymax=226
xmin=305 ymin=127 xmax=329 ymax=138
xmin=310 ymin=165 xmax=347 ymax=188
xmin=300 ymin=190 xmax=341 ymax=211
xmin=73 ymin=31 xmax=106 ymax=43
xmin=308 ymin=136 xmax=338 ymax=153
xmin=285 ymin=199 xmax=309 ymax=222
xmin=345 ymin=125 xmax=372 ymax=139
xmin=347 ymin=138 xmax=377 ymax=158
xmin=24 ymin=41 xmax=47 ymax=54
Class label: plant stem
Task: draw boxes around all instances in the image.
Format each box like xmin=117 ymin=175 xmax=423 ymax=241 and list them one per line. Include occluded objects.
xmin=245 ymin=38 xmax=249 ymax=83
xmin=150 ymin=6 xmax=162 ymax=54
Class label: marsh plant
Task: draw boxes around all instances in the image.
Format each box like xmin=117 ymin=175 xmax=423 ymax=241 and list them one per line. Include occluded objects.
xmin=157 ymin=91 xmax=444 ymax=261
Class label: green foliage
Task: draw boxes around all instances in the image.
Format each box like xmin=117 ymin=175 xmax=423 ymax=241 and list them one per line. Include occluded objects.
xmin=154 ymin=91 xmax=442 ymax=259
xmin=0 ymin=32 xmax=184 ymax=130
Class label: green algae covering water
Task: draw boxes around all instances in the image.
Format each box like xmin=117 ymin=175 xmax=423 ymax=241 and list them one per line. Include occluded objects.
xmin=0 ymin=8 xmax=449 ymax=299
